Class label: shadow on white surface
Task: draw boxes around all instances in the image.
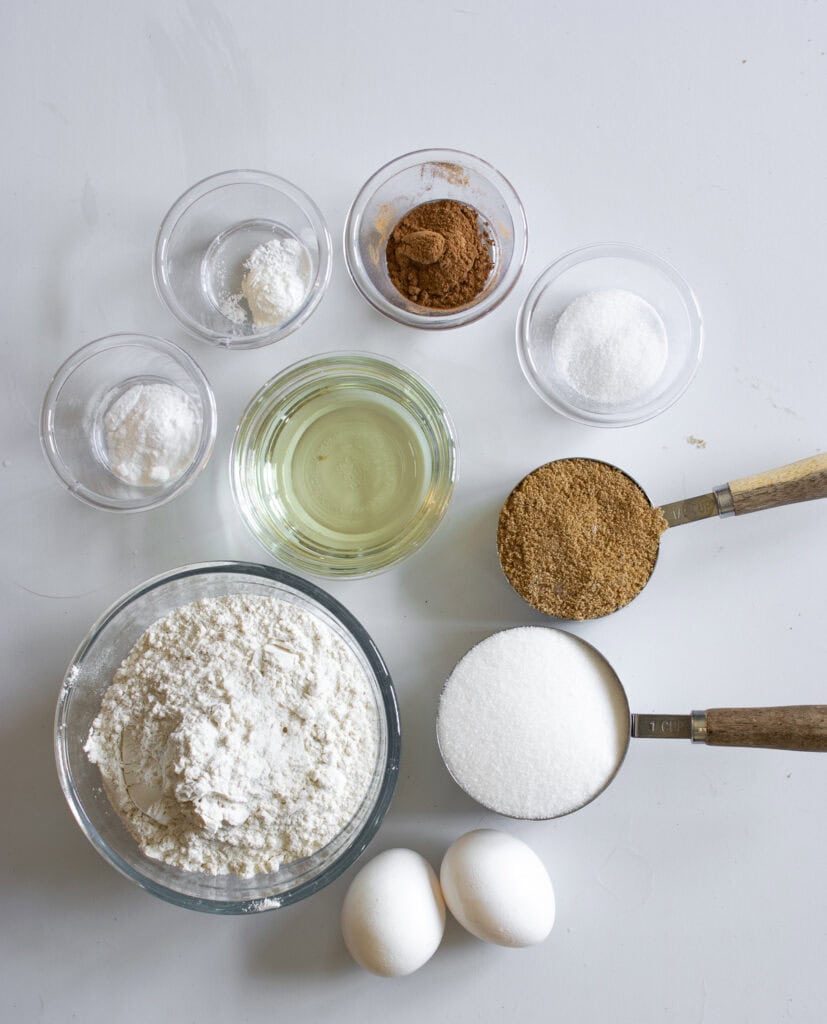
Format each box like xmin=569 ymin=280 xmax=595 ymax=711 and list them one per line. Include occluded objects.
xmin=0 ymin=688 xmax=132 ymax=906
xmin=243 ymin=884 xmax=354 ymax=978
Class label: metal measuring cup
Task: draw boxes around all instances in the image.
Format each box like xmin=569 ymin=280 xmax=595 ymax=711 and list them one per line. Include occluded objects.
xmin=436 ymin=627 xmax=827 ymax=820
xmin=498 ymin=453 xmax=827 ymax=620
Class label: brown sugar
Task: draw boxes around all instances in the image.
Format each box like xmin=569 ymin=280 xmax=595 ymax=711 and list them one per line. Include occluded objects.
xmin=385 ymin=199 xmax=494 ymax=310
xmin=497 ymin=458 xmax=668 ymax=621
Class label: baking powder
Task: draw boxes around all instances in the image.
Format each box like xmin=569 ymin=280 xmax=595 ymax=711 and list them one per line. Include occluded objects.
xmin=220 ymin=237 xmax=311 ymax=328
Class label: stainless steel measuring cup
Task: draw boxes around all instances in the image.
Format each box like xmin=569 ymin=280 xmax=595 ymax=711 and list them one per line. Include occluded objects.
xmin=436 ymin=626 xmax=827 ymax=820
xmin=499 ymin=453 xmax=827 ymax=620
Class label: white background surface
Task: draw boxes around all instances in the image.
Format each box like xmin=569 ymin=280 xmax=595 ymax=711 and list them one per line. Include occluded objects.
xmin=3 ymin=2 xmax=826 ymax=1021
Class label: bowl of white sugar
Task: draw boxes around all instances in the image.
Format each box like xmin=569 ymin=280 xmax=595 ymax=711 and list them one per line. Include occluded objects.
xmin=516 ymin=243 xmax=703 ymax=427
xmin=153 ymin=170 xmax=332 ymax=349
xmin=40 ymin=333 xmax=216 ymax=511
xmin=55 ymin=562 xmax=401 ymax=913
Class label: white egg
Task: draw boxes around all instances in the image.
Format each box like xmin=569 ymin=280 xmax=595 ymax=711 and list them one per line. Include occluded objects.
xmin=341 ymin=848 xmax=446 ymax=977
xmin=440 ymin=829 xmax=555 ymax=947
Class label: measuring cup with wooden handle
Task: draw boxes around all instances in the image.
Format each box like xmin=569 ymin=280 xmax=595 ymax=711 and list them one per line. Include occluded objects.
xmin=437 ymin=627 xmax=827 ymax=821
xmin=498 ymin=453 xmax=827 ymax=620
xmin=660 ymin=453 xmax=827 ymax=526
xmin=632 ymin=705 xmax=827 ymax=751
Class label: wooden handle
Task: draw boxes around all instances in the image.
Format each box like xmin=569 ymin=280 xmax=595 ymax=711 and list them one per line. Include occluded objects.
xmin=705 ymin=706 xmax=827 ymax=751
xmin=727 ymin=453 xmax=827 ymax=515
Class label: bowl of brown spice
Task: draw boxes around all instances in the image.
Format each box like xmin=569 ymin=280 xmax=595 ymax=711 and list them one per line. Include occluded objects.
xmin=344 ymin=148 xmax=528 ymax=329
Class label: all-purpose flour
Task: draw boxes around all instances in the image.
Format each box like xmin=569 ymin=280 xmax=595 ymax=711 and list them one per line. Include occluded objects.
xmin=85 ymin=595 xmax=380 ymax=877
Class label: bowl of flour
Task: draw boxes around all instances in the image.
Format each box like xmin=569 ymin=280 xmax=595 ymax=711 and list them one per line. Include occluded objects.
xmin=55 ymin=562 xmax=400 ymax=913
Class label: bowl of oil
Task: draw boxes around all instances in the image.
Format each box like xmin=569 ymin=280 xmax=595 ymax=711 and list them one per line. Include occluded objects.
xmin=230 ymin=352 xmax=457 ymax=577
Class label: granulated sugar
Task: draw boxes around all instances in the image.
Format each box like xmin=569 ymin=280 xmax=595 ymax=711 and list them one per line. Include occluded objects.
xmin=551 ymin=288 xmax=668 ymax=406
xmin=437 ymin=627 xmax=629 ymax=819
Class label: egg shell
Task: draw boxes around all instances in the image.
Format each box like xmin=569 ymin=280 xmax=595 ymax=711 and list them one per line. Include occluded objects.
xmin=341 ymin=848 xmax=446 ymax=977
xmin=440 ymin=829 xmax=555 ymax=947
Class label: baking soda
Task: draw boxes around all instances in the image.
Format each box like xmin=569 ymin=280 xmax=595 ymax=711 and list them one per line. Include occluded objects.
xmin=102 ymin=381 xmax=200 ymax=487
xmin=550 ymin=288 xmax=668 ymax=406
xmin=437 ymin=627 xmax=629 ymax=818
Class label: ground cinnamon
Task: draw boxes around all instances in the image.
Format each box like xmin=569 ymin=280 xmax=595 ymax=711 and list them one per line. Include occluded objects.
xmin=497 ymin=458 xmax=668 ymax=621
xmin=385 ymin=199 xmax=493 ymax=310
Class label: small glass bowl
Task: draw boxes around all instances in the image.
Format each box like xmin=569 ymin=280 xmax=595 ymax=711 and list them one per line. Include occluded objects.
xmin=153 ymin=170 xmax=332 ymax=349
xmin=231 ymin=352 xmax=457 ymax=577
xmin=344 ymin=148 xmax=528 ymax=329
xmin=55 ymin=562 xmax=401 ymax=914
xmin=40 ymin=333 xmax=216 ymax=512
xmin=517 ymin=243 xmax=703 ymax=427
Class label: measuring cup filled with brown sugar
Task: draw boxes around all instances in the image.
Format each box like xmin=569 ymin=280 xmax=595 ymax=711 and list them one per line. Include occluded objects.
xmin=436 ymin=626 xmax=827 ymax=820
xmin=497 ymin=454 xmax=827 ymax=621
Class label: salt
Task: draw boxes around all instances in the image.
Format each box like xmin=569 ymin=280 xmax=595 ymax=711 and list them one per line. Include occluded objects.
xmin=437 ymin=627 xmax=629 ymax=819
xmin=550 ymin=288 xmax=668 ymax=406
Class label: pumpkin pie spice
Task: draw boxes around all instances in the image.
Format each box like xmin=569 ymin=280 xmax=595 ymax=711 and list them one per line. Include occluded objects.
xmin=385 ymin=199 xmax=493 ymax=310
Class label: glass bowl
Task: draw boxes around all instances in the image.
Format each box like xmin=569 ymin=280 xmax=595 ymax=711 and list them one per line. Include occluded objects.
xmin=231 ymin=352 xmax=457 ymax=577
xmin=153 ymin=170 xmax=332 ymax=349
xmin=343 ymin=148 xmax=528 ymax=329
xmin=40 ymin=333 xmax=216 ymax=512
xmin=517 ymin=243 xmax=703 ymax=427
xmin=55 ymin=562 xmax=401 ymax=914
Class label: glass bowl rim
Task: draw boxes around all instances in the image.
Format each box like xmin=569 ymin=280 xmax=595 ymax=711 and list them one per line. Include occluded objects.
xmin=152 ymin=168 xmax=333 ymax=350
xmin=54 ymin=560 xmax=401 ymax=914
xmin=230 ymin=349 xmax=459 ymax=579
xmin=516 ymin=241 xmax=704 ymax=427
xmin=343 ymin=147 xmax=528 ymax=330
xmin=39 ymin=332 xmax=217 ymax=512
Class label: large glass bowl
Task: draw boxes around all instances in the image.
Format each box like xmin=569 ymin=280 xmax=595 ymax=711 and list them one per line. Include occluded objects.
xmin=55 ymin=562 xmax=400 ymax=914
xmin=344 ymin=148 xmax=527 ymax=329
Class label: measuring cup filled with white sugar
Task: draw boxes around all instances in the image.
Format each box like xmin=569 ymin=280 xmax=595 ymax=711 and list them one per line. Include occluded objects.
xmin=436 ymin=627 xmax=827 ymax=820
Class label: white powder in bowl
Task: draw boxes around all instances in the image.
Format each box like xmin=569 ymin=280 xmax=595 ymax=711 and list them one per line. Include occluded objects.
xmin=437 ymin=627 xmax=629 ymax=819
xmin=84 ymin=595 xmax=380 ymax=877
xmin=102 ymin=381 xmax=201 ymax=486
xmin=220 ymin=236 xmax=311 ymax=328
xmin=550 ymin=288 xmax=668 ymax=406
